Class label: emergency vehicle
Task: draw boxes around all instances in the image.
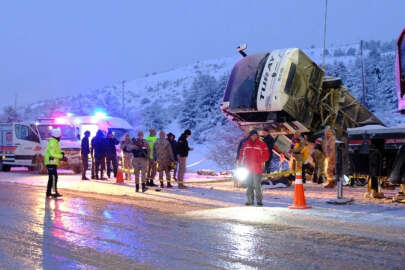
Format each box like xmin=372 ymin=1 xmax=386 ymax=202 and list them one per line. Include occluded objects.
xmin=70 ymin=114 xmax=136 ymax=160
xmin=0 ymin=122 xmax=43 ymax=172
xmin=35 ymin=118 xmax=82 ymax=173
xmin=70 ymin=114 xmax=136 ymax=140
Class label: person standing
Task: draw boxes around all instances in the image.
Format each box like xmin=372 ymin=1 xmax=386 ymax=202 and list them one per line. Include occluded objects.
xmin=105 ymin=131 xmax=119 ymax=178
xmin=167 ymin=133 xmax=178 ymax=180
xmin=322 ymin=127 xmax=336 ymax=188
xmin=239 ymin=130 xmax=270 ymax=206
xmin=132 ymin=131 xmax=150 ymax=192
xmin=80 ymin=131 xmax=91 ymax=180
xmin=120 ymin=134 xmax=134 ymax=181
xmin=290 ymin=132 xmax=305 ymax=175
xmin=155 ymin=131 xmax=175 ymax=188
xmin=145 ymin=129 xmax=158 ymax=186
xmin=236 ymin=130 xmax=250 ymax=163
xmin=45 ymin=128 xmax=65 ymax=198
xmin=312 ymin=143 xmax=326 ymax=184
xmin=261 ymin=128 xmax=275 ymax=174
xmin=90 ymin=135 xmax=96 ymax=179
xmin=92 ymin=130 xmax=107 ymax=180
xmin=177 ymin=129 xmax=193 ymax=189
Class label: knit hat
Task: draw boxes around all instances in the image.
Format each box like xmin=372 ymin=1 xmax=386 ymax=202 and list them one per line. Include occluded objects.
xmin=184 ymin=129 xmax=191 ymax=136
xmin=249 ymin=129 xmax=258 ymax=137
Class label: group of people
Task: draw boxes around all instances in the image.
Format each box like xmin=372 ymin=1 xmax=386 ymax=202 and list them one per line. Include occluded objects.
xmin=81 ymin=128 xmax=193 ymax=192
xmin=237 ymin=126 xmax=337 ymax=206
xmin=80 ymin=130 xmax=120 ymax=181
xmin=290 ymin=127 xmax=336 ymax=188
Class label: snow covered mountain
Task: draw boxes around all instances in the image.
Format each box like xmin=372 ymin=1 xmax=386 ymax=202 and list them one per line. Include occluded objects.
xmin=6 ymin=40 xmax=400 ymax=170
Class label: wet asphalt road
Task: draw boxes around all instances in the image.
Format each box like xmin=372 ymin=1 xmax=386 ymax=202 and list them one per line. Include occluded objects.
xmin=1 ymin=182 xmax=405 ymax=270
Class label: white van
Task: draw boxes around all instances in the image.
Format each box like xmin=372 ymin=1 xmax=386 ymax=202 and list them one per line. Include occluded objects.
xmin=0 ymin=122 xmax=43 ymax=172
xmin=71 ymin=115 xmax=136 ymax=141
xmin=35 ymin=118 xmax=82 ymax=173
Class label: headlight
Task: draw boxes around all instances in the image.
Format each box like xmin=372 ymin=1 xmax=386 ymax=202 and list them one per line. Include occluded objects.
xmin=234 ymin=167 xmax=249 ymax=182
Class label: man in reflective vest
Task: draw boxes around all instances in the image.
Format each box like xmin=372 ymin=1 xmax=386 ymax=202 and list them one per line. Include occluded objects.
xmin=145 ymin=128 xmax=158 ymax=186
xmin=45 ymin=128 xmax=66 ymax=198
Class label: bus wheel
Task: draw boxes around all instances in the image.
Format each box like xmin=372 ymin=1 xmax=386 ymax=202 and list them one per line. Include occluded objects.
xmin=35 ymin=156 xmax=47 ymax=174
xmin=0 ymin=162 xmax=11 ymax=172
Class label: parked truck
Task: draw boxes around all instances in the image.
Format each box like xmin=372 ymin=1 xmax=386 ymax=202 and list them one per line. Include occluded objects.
xmin=347 ymin=28 xmax=405 ymax=201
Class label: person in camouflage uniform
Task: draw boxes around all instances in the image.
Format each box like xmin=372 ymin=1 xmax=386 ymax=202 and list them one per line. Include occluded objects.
xmin=120 ymin=134 xmax=134 ymax=181
xmin=154 ymin=131 xmax=175 ymax=188
xmin=131 ymin=131 xmax=150 ymax=192
xmin=312 ymin=143 xmax=326 ymax=184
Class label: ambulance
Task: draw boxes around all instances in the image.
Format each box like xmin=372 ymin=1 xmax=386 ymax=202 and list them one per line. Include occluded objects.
xmin=70 ymin=113 xmax=136 ymax=141
xmin=69 ymin=113 xmax=136 ymax=159
xmin=0 ymin=122 xmax=43 ymax=172
xmin=34 ymin=118 xmax=82 ymax=173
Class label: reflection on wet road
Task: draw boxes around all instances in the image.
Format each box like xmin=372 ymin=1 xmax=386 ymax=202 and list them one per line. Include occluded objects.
xmin=1 ymin=182 xmax=405 ymax=270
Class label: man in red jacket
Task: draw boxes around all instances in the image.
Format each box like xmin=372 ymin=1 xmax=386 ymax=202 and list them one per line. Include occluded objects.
xmin=239 ymin=130 xmax=270 ymax=206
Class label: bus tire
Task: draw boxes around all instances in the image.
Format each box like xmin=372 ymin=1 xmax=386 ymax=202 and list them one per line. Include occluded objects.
xmin=0 ymin=162 xmax=11 ymax=172
xmin=35 ymin=156 xmax=47 ymax=175
xmin=322 ymin=76 xmax=342 ymax=89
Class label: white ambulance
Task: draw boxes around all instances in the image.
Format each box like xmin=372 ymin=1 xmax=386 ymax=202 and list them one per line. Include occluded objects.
xmin=71 ymin=114 xmax=136 ymax=141
xmin=35 ymin=118 xmax=82 ymax=173
xmin=0 ymin=122 xmax=43 ymax=172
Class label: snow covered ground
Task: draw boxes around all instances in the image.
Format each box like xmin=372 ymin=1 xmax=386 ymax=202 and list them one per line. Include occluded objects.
xmin=2 ymin=169 xmax=405 ymax=229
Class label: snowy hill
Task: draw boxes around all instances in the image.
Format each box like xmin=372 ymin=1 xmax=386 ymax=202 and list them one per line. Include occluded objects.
xmin=5 ymin=40 xmax=401 ymax=170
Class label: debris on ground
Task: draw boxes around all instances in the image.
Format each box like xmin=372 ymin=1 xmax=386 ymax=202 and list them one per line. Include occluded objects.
xmin=196 ymin=169 xmax=218 ymax=176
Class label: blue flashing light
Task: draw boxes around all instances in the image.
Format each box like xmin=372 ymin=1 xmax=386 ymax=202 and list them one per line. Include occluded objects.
xmin=94 ymin=109 xmax=107 ymax=119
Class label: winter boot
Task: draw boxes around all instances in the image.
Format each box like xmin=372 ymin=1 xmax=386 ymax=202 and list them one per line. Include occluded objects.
xmin=142 ymin=183 xmax=147 ymax=193
xmin=167 ymin=182 xmax=173 ymax=188
xmin=160 ymin=181 xmax=164 ymax=188
xmin=135 ymin=184 xmax=139 ymax=192
xmin=149 ymin=179 xmax=157 ymax=187
xmin=323 ymin=181 xmax=335 ymax=188
xmin=178 ymin=183 xmax=187 ymax=189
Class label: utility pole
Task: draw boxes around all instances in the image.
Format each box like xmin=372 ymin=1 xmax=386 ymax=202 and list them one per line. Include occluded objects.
xmin=322 ymin=0 xmax=328 ymax=70
xmin=121 ymin=80 xmax=126 ymax=117
xmin=14 ymin=91 xmax=17 ymax=112
xmin=360 ymin=40 xmax=367 ymax=105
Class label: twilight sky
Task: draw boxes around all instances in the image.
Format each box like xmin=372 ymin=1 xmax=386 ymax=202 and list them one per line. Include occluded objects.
xmin=0 ymin=0 xmax=403 ymax=108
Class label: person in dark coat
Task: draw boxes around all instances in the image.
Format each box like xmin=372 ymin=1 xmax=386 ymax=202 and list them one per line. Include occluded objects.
xmin=236 ymin=130 xmax=249 ymax=163
xmin=81 ymin=131 xmax=91 ymax=180
xmin=91 ymin=130 xmax=107 ymax=180
xmin=167 ymin=132 xmax=179 ymax=180
xmin=261 ymin=128 xmax=275 ymax=174
xmin=105 ymin=131 xmax=119 ymax=178
xmin=177 ymin=129 xmax=193 ymax=188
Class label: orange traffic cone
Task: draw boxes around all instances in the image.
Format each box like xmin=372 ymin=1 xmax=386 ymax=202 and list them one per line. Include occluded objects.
xmin=289 ymin=169 xmax=311 ymax=209
xmin=116 ymin=168 xmax=124 ymax=184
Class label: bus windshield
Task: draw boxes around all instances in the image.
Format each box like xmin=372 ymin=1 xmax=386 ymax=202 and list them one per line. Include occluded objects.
xmin=37 ymin=124 xmax=78 ymax=141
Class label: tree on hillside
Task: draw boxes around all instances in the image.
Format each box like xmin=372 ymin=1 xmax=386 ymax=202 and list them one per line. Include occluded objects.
xmin=1 ymin=106 xmax=21 ymax=122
